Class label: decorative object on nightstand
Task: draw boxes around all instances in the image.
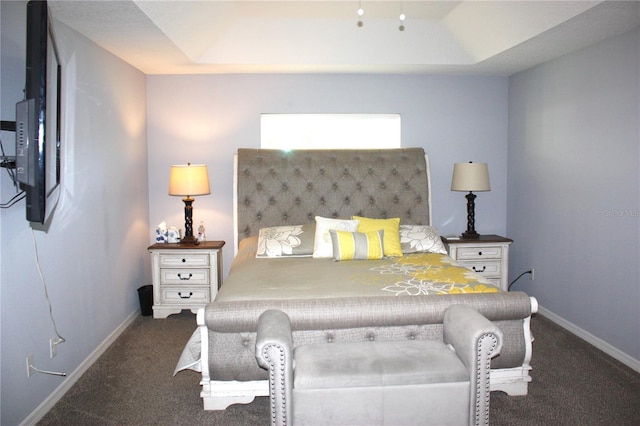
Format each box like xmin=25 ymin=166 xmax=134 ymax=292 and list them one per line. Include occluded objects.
xmin=443 ymin=235 xmax=512 ymax=291
xmin=197 ymin=221 xmax=206 ymax=242
xmin=451 ymin=162 xmax=490 ymax=239
xmin=169 ymin=163 xmax=211 ymax=244
xmin=148 ymin=240 xmax=225 ymax=318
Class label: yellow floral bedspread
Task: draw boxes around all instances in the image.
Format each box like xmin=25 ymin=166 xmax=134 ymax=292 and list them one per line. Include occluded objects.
xmin=218 ymin=244 xmax=500 ymax=302
xmin=369 ymin=253 xmax=499 ymax=296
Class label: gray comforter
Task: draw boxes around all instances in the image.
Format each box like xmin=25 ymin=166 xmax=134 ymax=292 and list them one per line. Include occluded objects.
xmin=216 ymin=236 xmax=499 ymax=302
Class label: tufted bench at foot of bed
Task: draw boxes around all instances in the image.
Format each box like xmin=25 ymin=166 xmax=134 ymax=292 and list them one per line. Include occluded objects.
xmin=256 ymin=305 xmax=503 ymax=426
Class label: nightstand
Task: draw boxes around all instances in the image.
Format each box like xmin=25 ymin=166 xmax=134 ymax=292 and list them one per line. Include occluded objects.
xmin=442 ymin=235 xmax=513 ymax=291
xmin=148 ymin=241 xmax=225 ymax=319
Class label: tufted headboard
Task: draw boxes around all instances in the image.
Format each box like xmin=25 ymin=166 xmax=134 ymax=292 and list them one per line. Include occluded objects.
xmin=233 ymin=148 xmax=432 ymax=247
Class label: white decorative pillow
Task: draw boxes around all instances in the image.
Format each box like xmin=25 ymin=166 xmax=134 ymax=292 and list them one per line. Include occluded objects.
xmin=399 ymin=225 xmax=448 ymax=254
xmin=256 ymin=224 xmax=315 ymax=257
xmin=312 ymin=216 xmax=360 ymax=258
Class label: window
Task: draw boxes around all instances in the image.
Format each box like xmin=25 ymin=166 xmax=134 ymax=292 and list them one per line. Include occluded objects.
xmin=261 ymin=114 xmax=401 ymax=149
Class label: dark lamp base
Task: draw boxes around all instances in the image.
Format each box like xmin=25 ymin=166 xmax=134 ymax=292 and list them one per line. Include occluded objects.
xmin=461 ymin=191 xmax=480 ymax=239
xmin=461 ymin=231 xmax=480 ymax=239
xmin=180 ymin=235 xmax=199 ymax=244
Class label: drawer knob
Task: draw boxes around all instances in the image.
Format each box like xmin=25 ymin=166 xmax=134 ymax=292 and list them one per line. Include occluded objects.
xmin=473 ymin=266 xmax=487 ymax=273
xmin=178 ymin=273 xmax=193 ymax=280
xmin=478 ymin=251 xmax=483 ymax=256
xmin=178 ymin=291 xmax=193 ymax=299
xmin=181 ymin=258 xmax=186 ymax=263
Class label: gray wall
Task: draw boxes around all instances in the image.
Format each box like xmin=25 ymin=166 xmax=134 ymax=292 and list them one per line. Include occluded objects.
xmin=508 ymin=28 xmax=640 ymax=362
xmin=146 ymin=74 xmax=509 ymax=277
xmin=3 ymin=1 xmax=636 ymax=422
xmin=0 ymin=2 xmax=150 ymax=424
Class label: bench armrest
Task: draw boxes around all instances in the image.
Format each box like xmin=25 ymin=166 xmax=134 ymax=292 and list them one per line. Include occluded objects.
xmin=255 ymin=309 xmax=293 ymax=426
xmin=444 ymin=304 xmax=503 ymax=426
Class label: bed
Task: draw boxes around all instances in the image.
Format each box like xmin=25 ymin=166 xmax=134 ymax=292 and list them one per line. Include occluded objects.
xmin=176 ymin=148 xmax=537 ymax=410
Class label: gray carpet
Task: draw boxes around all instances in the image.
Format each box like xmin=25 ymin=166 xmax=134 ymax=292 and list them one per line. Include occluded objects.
xmin=38 ymin=311 xmax=640 ymax=425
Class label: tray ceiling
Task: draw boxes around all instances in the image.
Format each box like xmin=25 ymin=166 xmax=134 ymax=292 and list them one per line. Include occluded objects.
xmin=48 ymin=0 xmax=640 ymax=75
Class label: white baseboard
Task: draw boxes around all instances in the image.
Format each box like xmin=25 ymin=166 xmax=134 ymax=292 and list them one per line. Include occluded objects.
xmin=20 ymin=310 xmax=140 ymax=426
xmin=538 ymin=306 xmax=640 ymax=374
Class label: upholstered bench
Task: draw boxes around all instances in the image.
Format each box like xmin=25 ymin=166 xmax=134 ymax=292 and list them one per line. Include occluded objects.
xmin=255 ymin=304 xmax=503 ymax=426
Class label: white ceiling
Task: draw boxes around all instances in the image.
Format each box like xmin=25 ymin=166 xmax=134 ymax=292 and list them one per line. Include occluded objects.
xmin=48 ymin=0 xmax=640 ymax=76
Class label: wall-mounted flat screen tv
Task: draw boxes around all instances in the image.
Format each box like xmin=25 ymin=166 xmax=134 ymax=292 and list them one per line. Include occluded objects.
xmin=15 ymin=0 xmax=61 ymax=225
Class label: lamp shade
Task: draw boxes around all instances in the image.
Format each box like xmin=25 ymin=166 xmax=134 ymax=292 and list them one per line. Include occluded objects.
xmin=451 ymin=162 xmax=490 ymax=192
xmin=168 ymin=164 xmax=211 ymax=197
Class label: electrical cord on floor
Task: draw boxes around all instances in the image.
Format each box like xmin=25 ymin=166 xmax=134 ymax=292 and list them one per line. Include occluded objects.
xmin=508 ymin=270 xmax=532 ymax=290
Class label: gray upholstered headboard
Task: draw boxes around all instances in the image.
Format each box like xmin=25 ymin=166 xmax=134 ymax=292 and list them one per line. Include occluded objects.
xmin=234 ymin=148 xmax=432 ymax=246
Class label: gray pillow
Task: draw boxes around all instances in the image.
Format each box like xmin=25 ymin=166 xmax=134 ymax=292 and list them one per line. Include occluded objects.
xmin=256 ymin=223 xmax=315 ymax=257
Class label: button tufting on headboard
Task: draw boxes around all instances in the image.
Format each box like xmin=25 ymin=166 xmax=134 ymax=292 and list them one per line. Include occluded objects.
xmin=235 ymin=148 xmax=431 ymax=241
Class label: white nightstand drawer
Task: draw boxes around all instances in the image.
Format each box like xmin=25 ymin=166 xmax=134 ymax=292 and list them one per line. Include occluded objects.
xmin=149 ymin=241 xmax=225 ymax=318
xmin=459 ymin=260 xmax=502 ymax=277
xmin=160 ymin=268 xmax=209 ymax=285
xmin=161 ymin=287 xmax=210 ymax=304
xmin=159 ymin=253 xmax=210 ymax=267
xmin=455 ymin=246 xmax=502 ymax=260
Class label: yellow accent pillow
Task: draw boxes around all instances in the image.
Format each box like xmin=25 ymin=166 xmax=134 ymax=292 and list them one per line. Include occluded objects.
xmin=329 ymin=229 xmax=384 ymax=261
xmin=352 ymin=216 xmax=402 ymax=257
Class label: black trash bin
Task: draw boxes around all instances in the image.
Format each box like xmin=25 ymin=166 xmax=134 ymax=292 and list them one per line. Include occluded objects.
xmin=137 ymin=285 xmax=153 ymax=316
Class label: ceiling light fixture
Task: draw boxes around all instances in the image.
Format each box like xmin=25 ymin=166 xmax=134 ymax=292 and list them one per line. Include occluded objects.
xmin=399 ymin=0 xmax=406 ymax=31
xmin=356 ymin=0 xmax=406 ymax=31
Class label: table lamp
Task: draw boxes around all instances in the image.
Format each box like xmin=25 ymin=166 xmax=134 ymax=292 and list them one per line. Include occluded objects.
xmin=451 ymin=162 xmax=490 ymax=239
xmin=169 ymin=163 xmax=210 ymax=244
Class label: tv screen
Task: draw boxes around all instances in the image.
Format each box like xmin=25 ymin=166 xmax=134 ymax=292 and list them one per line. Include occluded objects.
xmin=16 ymin=0 xmax=61 ymax=225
